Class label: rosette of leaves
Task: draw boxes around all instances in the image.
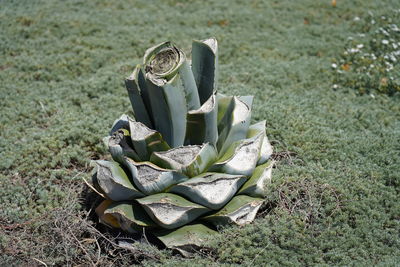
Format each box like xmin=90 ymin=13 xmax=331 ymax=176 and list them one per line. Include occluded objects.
xmin=86 ymin=38 xmax=274 ymax=255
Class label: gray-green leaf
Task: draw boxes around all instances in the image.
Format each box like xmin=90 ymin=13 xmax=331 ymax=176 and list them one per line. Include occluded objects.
xmin=150 ymin=143 xmax=217 ymax=177
xmin=168 ymin=172 xmax=247 ymax=210
xmin=104 ymin=202 xmax=156 ymax=233
xmin=109 ymin=114 xmax=130 ymax=135
xmin=154 ymin=224 xmax=217 ymax=257
xmin=129 ymin=118 xmax=170 ymax=161
xmin=185 ymin=94 xmax=218 ymax=146
xmin=125 ymin=65 xmax=153 ymax=128
xmin=92 ymin=160 xmax=144 ymax=201
xmin=246 ymin=120 xmax=273 ymax=165
xmin=210 ymin=132 xmax=263 ymax=176
xmin=145 ymin=74 xmax=187 ymax=147
xmin=203 ymin=195 xmax=264 ymax=226
xmin=106 ymin=129 xmax=140 ymax=163
xmin=217 ymin=96 xmax=253 ymax=156
xmin=238 ymin=160 xmax=274 ymax=197
xmin=124 ymin=157 xmax=188 ymax=195
xmin=192 ymin=38 xmax=218 ymax=104
xmin=136 ymin=193 xmax=210 ymax=229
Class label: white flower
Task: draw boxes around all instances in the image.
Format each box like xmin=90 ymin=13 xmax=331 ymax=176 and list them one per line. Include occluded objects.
xmin=332 ymin=84 xmax=338 ymax=89
xmin=371 ymin=19 xmax=376 ymax=25
xmin=380 ymin=29 xmax=389 ymax=36
xmin=385 ymin=63 xmax=393 ymax=71
xmin=382 ymin=40 xmax=389 ymax=45
xmin=370 ymin=93 xmax=375 ymax=98
xmin=357 ymin=44 xmax=364 ymax=49
xmin=331 ymin=63 xmax=337 ymax=68
xmin=353 ymin=17 xmax=361 ymax=21
xmin=389 ymin=24 xmax=399 ymax=32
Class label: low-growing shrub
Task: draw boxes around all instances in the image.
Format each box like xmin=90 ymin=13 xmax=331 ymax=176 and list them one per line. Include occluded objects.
xmin=332 ymin=9 xmax=400 ymax=95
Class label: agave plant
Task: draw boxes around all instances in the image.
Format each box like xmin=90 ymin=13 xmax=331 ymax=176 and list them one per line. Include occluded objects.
xmin=86 ymin=38 xmax=274 ymax=255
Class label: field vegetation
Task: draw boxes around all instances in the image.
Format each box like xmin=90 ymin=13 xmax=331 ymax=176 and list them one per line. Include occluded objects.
xmin=1 ymin=0 xmax=399 ymax=266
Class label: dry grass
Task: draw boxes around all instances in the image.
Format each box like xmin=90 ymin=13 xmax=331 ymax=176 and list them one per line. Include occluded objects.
xmin=1 ymin=185 xmax=164 ymax=266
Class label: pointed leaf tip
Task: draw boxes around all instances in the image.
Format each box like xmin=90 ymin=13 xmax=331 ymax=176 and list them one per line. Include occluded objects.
xmin=93 ymin=160 xmax=144 ymax=201
xmin=124 ymin=158 xmax=188 ymax=195
xmin=110 ymin=114 xmax=130 ymax=135
xmin=154 ymin=224 xmax=217 ymax=257
xmin=104 ymin=202 xmax=156 ymax=233
xmin=185 ymin=94 xmax=218 ymax=146
xmin=239 ymin=160 xmax=274 ymax=197
xmin=169 ymin=172 xmax=247 ymax=210
xmin=137 ymin=193 xmax=210 ymax=229
xmin=211 ymin=132 xmax=263 ymax=176
xmin=192 ymin=38 xmax=218 ymax=104
xmin=150 ymin=143 xmax=217 ymax=177
xmin=204 ymin=195 xmax=264 ymax=226
xmin=128 ymin=118 xmax=170 ymax=161
xmin=217 ymin=96 xmax=253 ymax=156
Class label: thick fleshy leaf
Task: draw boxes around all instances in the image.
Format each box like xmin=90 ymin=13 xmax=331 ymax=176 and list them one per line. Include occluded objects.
xmin=95 ymin=199 xmax=121 ymax=228
xmin=150 ymin=143 xmax=217 ymax=177
xmin=93 ymin=160 xmax=144 ymax=201
xmin=144 ymin=41 xmax=200 ymax=111
xmin=203 ymin=195 xmax=264 ymax=226
xmin=185 ymin=94 xmax=218 ymax=146
xmin=246 ymin=120 xmax=273 ymax=165
xmin=257 ymin=134 xmax=273 ymax=165
xmin=105 ymin=129 xmax=140 ymax=163
xmin=238 ymin=161 xmax=274 ymax=197
xmin=237 ymin=95 xmax=253 ymax=107
xmin=104 ymin=202 xmax=156 ymax=233
xmin=216 ymin=96 xmax=253 ymax=156
xmin=129 ymin=118 xmax=170 ymax=161
xmin=246 ymin=120 xmax=265 ymax=138
xmin=168 ymin=172 xmax=247 ymax=210
xmin=192 ymin=38 xmax=218 ymax=104
xmin=144 ymin=74 xmax=187 ymax=147
xmin=143 ymin=41 xmax=183 ymax=80
xmin=109 ymin=114 xmax=130 ymax=135
xmin=136 ymin=193 xmax=210 ymax=229
xmin=124 ymin=157 xmax=188 ymax=195
xmin=210 ymin=132 xmax=263 ymax=176
xmin=216 ymin=94 xmax=233 ymax=125
xmin=125 ymin=66 xmax=153 ymax=128
xmin=178 ymin=60 xmax=201 ymax=111
xmin=154 ymin=224 xmax=217 ymax=257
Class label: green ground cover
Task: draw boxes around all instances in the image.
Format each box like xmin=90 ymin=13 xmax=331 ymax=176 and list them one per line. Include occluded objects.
xmin=1 ymin=0 xmax=399 ymax=266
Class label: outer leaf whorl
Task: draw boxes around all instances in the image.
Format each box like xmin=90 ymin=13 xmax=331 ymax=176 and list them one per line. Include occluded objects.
xmin=87 ymin=38 xmax=274 ymax=256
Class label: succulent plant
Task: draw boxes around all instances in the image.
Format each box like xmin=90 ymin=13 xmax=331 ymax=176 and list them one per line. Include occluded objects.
xmin=86 ymin=38 xmax=274 ymax=255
